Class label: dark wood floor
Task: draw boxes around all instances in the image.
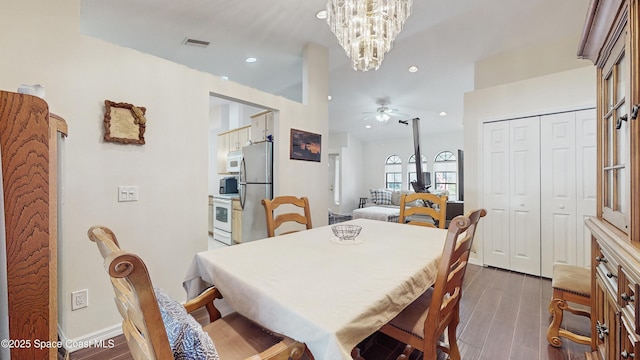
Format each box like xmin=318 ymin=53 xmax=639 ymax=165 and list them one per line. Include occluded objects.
xmin=62 ymin=264 xmax=592 ymax=360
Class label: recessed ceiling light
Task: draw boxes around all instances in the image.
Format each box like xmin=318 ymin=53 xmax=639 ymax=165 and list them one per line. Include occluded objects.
xmin=316 ymin=10 xmax=327 ymax=20
xmin=327 ymin=95 xmax=332 ymax=101
xmin=365 ymin=125 xmax=372 ymax=129
xmin=408 ymin=65 xmax=419 ymax=73
xmin=245 ymin=57 xmax=257 ymax=63
xmin=439 ymin=111 xmax=447 ymax=116
xmin=221 ymin=76 xmax=229 ymax=81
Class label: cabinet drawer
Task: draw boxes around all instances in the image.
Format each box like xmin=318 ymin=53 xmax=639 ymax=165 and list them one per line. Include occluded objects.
xmin=595 ymin=244 xmax=618 ymax=291
xmin=621 ymin=315 xmax=640 ymax=359
xmin=620 ymin=267 xmax=640 ymax=335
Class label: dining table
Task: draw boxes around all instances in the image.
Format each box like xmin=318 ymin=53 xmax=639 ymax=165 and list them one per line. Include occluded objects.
xmin=183 ymin=218 xmax=448 ymax=360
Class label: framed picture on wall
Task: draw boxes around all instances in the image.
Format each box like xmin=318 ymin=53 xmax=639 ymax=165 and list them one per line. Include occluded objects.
xmin=290 ymin=129 xmax=321 ymax=162
xmin=103 ymin=100 xmax=147 ymax=145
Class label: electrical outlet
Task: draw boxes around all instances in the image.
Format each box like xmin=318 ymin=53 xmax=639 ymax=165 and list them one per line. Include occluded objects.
xmin=71 ymin=289 xmax=88 ymax=310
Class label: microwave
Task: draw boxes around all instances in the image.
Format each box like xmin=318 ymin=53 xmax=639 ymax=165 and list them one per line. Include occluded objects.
xmin=219 ymin=176 xmax=238 ymax=194
xmin=226 ymin=151 xmax=242 ymax=173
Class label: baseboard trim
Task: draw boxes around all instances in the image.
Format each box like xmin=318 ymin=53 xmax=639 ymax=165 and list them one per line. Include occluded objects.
xmin=469 ymin=257 xmax=482 ymax=266
xmin=58 ymin=323 xmax=122 ymax=354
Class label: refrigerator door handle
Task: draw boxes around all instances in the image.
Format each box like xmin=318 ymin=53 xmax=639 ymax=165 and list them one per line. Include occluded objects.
xmin=239 ymin=158 xmax=246 ymax=210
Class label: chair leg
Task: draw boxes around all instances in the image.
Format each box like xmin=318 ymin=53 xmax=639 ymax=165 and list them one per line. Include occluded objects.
xmin=447 ymin=320 xmax=461 ymax=360
xmin=547 ymin=298 xmax=565 ymax=347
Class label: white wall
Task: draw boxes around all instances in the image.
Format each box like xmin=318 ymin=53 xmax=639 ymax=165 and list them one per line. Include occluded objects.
xmin=360 ymin=131 xmax=464 ymax=197
xmin=463 ymin=65 xmax=596 ymax=263
xmin=0 ymin=0 xmax=328 ymax=344
xmin=329 ymin=132 xmax=364 ymax=214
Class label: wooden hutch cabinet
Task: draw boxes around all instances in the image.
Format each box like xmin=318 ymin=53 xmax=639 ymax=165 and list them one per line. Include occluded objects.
xmin=0 ymin=91 xmax=67 ymax=359
xmin=579 ymin=0 xmax=640 ymax=359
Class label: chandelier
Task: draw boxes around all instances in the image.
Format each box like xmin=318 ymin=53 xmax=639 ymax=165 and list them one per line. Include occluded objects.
xmin=327 ymin=0 xmax=413 ymax=71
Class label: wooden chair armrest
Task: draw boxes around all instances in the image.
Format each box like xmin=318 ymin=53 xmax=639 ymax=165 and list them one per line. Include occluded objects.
xmin=183 ymin=286 xmax=223 ymax=323
xmin=246 ymin=338 xmax=306 ymax=360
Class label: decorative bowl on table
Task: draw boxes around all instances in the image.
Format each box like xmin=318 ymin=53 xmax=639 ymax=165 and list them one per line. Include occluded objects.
xmin=331 ymin=224 xmax=362 ymax=241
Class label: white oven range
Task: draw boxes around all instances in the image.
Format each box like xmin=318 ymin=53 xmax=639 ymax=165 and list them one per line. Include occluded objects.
xmin=212 ymin=195 xmax=236 ymax=245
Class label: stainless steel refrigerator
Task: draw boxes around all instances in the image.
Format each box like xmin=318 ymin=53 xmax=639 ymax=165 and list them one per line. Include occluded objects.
xmin=239 ymin=141 xmax=273 ymax=242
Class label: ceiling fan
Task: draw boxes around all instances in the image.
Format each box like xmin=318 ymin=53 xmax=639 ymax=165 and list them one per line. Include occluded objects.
xmin=362 ymin=99 xmax=408 ymax=123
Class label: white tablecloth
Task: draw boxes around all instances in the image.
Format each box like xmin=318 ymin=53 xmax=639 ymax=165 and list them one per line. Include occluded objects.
xmin=183 ymin=219 xmax=446 ymax=360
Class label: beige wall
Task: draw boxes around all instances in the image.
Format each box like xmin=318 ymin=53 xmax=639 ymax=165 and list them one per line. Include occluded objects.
xmin=463 ymin=66 xmax=596 ymax=263
xmin=0 ymin=0 xmax=328 ymax=345
xmin=474 ymin=36 xmax=591 ymax=90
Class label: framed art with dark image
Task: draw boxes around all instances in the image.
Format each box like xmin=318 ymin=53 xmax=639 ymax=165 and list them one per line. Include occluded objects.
xmin=290 ymin=128 xmax=321 ymax=162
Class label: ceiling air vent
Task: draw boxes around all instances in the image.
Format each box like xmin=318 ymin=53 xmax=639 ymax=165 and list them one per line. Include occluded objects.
xmin=181 ymin=38 xmax=210 ymax=47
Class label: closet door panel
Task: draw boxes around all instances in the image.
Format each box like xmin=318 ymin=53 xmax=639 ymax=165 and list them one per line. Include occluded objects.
xmin=482 ymin=121 xmax=511 ymax=270
xmin=541 ymin=112 xmax=577 ymax=277
xmin=575 ymin=109 xmax=597 ymax=267
xmin=509 ymin=117 xmax=541 ymax=276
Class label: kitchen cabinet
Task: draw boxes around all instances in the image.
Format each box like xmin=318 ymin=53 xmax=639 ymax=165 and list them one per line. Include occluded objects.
xmin=217 ymin=125 xmax=251 ymax=174
xmin=579 ymin=0 xmax=640 ymax=358
xmin=227 ymin=125 xmax=250 ymax=152
xmin=232 ymin=199 xmax=242 ymax=244
xmin=251 ymin=110 xmax=274 ymax=143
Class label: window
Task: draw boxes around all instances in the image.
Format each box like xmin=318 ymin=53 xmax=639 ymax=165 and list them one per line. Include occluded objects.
xmin=407 ymin=154 xmax=428 ymax=190
xmin=385 ymin=155 xmax=402 ymax=190
xmin=433 ymin=151 xmax=458 ymax=200
xmin=600 ymin=32 xmax=630 ymax=232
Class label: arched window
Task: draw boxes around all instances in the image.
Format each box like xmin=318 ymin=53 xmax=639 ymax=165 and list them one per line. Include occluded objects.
xmin=407 ymin=154 xmax=428 ymax=190
xmin=385 ymin=155 xmax=402 ymax=190
xmin=433 ymin=151 xmax=458 ymax=200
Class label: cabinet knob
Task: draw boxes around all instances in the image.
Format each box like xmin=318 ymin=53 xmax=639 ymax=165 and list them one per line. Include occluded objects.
xmin=520 ymin=203 xmax=524 ymax=207
xmin=621 ymin=292 xmax=635 ymax=302
xmin=559 ymin=205 xmax=565 ymax=209
xmin=621 ymin=350 xmax=635 ymax=359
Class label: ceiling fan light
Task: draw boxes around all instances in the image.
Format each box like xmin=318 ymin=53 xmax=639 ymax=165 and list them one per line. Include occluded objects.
xmin=375 ymin=113 xmax=391 ymax=122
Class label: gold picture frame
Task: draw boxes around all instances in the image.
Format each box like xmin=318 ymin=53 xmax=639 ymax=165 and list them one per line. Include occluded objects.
xmin=103 ymin=100 xmax=147 ymax=144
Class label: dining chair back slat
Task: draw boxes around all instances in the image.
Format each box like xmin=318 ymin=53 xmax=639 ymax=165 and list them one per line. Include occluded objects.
xmin=262 ymin=196 xmax=312 ymax=237
xmin=399 ymin=193 xmax=448 ymax=228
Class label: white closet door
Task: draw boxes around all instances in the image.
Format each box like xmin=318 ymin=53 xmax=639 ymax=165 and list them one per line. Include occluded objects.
xmin=575 ymin=109 xmax=597 ymax=267
xmin=509 ymin=117 xmax=541 ymax=276
xmin=540 ymin=112 xmax=577 ymax=278
xmin=482 ymin=121 xmax=511 ymax=270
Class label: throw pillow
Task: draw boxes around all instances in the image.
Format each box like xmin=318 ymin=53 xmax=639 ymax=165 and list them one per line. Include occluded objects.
xmin=154 ymin=288 xmax=220 ymax=360
xmin=391 ymin=191 xmax=401 ymax=206
xmin=370 ymin=189 xmax=392 ymax=205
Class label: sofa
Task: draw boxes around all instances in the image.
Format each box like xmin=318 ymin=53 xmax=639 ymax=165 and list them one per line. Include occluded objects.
xmin=352 ymin=189 xmax=436 ymax=223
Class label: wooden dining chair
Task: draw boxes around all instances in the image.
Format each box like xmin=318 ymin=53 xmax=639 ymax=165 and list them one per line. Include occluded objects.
xmin=380 ymin=208 xmax=487 ymax=360
xmin=262 ymin=196 xmax=312 ymax=237
xmin=87 ymin=225 xmax=307 ymax=360
xmin=398 ymin=193 xmax=448 ymax=228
